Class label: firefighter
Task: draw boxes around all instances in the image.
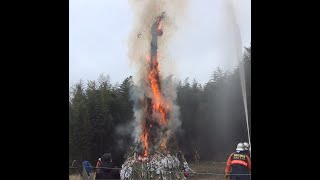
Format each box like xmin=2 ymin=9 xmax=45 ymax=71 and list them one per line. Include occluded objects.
xmin=243 ymin=142 xmax=251 ymax=157
xmin=225 ymin=143 xmax=251 ymax=180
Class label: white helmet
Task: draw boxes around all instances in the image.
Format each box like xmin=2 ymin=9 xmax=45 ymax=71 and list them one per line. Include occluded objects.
xmin=243 ymin=142 xmax=250 ymax=150
xmin=236 ymin=143 xmax=245 ymax=151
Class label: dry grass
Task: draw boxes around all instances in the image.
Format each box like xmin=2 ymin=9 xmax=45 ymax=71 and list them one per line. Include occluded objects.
xmin=188 ymin=161 xmax=226 ymax=180
xmin=69 ymin=171 xmax=96 ymax=180
xmin=69 ymin=161 xmax=227 ymax=180
xmin=189 ymin=161 xmax=226 ymax=173
xmin=69 ymin=174 xmax=81 ymax=180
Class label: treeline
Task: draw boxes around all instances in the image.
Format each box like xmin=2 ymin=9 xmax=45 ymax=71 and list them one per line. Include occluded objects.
xmin=69 ymin=45 xmax=251 ymax=165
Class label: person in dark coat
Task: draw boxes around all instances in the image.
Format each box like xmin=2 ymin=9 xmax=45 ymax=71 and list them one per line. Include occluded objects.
xmin=95 ymin=153 xmax=119 ymax=179
xmin=225 ymin=143 xmax=251 ymax=180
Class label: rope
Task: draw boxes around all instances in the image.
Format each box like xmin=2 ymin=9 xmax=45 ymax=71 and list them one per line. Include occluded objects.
xmin=69 ymin=166 xmax=251 ymax=175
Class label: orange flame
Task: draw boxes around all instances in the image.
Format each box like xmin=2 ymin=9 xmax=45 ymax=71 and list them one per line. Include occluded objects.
xmin=148 ymin=56 xmax=169 ymax=126
xmin=140 ymin=53 xmax=170 ymax=155
xmin=141 ymin=126 xmax=149 ymax=157
xmin=139 ymin=20 xmax=170 ymax=156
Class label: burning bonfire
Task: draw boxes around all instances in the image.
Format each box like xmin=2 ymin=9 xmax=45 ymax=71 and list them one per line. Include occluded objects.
xmin=121 ymin=11 xmax=194 ymax=180
xmin=121 ymin=150 xmax=194 ymax=180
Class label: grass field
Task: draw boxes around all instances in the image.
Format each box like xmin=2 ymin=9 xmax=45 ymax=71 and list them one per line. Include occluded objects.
xmin=69 ymin=161 xmax=228 ymax=180
xmin=188 ymin=161 xmax=226 ymax=179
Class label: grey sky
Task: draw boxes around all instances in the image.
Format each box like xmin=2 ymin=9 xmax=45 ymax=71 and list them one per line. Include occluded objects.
xmin=69 ymin=0 xmax=251 ymax=86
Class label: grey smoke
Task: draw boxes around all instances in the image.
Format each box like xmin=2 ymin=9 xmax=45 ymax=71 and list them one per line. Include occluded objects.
xmin=128 ymin=0 xmax=189 ymax=149
xmin=115 ymin=122 xmax=134 ymax=136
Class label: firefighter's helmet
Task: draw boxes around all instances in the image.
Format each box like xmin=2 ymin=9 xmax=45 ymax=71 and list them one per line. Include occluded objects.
xmin=236 ymin=143 xmax=245 ymax=151
xmin=243 ymin=142 xmax=250 ymax=150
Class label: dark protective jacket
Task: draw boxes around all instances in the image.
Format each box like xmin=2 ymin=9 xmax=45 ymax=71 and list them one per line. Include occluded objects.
xmin=225 ymin=151 xmax=251 ymax=180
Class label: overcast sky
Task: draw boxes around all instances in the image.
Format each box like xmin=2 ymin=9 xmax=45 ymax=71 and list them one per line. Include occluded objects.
xmin=69 ymin=0 xmax=251 ymax=86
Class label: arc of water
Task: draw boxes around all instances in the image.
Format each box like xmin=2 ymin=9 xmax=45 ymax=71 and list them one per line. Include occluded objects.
xmin=228 ymin=0 xmax=251 ymax=156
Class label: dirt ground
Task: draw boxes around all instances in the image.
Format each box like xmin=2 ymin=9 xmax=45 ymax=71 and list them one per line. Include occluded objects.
xmin=69 ymin=161 xmax=228 ymax=180
xmin=188 ymin=161 xmax=226 ymax=180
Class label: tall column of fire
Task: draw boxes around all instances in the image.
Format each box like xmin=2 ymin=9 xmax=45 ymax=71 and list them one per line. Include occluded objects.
xmin=140 ymin=12 xmax=169 ymax=156
xmin=128 ymin=0 xmax=188 ymax=159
